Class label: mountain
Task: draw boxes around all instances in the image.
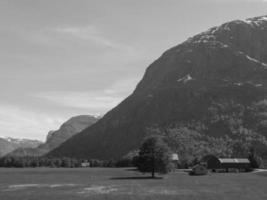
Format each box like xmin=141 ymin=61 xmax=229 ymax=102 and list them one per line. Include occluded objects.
xmin=0 ymin=137 xmax=42 ymax=157
xmin=48 ymin=16 xmax=267 ymax=160
xmin=8 ymin=115 xmax=99 ymax=157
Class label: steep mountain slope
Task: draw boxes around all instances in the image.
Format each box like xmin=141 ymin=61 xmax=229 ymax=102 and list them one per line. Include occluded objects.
xmin=0 ymin=137 xmax=42 ymax=157
xmin=49 ymin=16 xmax=267 ymax=160
xmin=8 ymin=115 xmax=99 ymax=157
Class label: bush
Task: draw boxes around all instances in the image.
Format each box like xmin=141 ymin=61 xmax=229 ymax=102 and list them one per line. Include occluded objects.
xmin=248 ymin=153 xmax=263 ymax=168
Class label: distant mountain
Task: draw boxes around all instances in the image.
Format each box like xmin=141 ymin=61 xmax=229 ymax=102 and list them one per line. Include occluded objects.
xmin=49 ymin=16 xmax=267 ymax=160
xmin=0 ymin=137 xmax=42 ymax=157
xmin=8 ymin=115 xmax=99 ymax=157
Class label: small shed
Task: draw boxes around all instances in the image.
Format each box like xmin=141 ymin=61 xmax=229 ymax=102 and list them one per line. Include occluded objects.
xmin=81 ymin=161 xmax=90 ymax=167
xmin=190 ymin=164 xmax=208 ymax=175
xmin=170 ymin=153 xmax=179 ymax=168
xmin=202 ymin=155 xmax=251 ymax=172
xmin=171 ymin=153 xmax=179 ymax=161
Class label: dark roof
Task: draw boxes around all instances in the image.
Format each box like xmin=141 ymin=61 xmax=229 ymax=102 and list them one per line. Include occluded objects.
xmin=218 ymin=158 xmax=250 ymax=164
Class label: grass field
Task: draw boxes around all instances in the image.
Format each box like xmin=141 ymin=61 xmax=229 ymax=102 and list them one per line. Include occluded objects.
xmin=0 ymin=167 xmax=266 ymax=200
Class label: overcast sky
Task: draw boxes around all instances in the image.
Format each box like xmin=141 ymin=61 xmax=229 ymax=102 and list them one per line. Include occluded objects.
xmin=0 ymin=0 xmax=266 ymax=141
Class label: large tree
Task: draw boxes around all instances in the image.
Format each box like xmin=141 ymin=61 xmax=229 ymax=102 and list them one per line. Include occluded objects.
xmin=137 ymin=135 xmax=172 ymax=178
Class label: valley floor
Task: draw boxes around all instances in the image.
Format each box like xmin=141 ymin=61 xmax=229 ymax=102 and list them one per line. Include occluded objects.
xmin=0 ymin=167 xmax=266 ymax=200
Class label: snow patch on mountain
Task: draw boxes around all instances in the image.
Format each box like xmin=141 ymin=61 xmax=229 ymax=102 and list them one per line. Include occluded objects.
xmin=234 ymin=83 xmax=243 ymax=86
xmin=177 ymin=74 xmax=193 ymax=83
xmin=244 ymin=16 xmax=267 ymax=27
xmin=255 ymin=84 xmax=263 ymax=87
xmin=245 ymin=55 xmax=267 ymax=68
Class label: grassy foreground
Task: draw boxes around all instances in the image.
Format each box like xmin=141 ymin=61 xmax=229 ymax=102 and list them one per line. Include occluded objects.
xmin=0 ymin=167 xmax=266 ymax=200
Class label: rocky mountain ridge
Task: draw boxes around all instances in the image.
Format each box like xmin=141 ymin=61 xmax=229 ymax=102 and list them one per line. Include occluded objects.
xmin=0 ymin=137 xmax=42 ymax=157
xmin=8 ymin=115 xmax=99 ymax=157
xmin=48 ymin=15 xmax=267 ymax=159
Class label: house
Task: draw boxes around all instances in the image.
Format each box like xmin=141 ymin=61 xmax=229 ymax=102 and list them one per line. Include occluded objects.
xmin=81 ymin=161 xmax=90 ymax=167
xmin=171 ymin=153 xmax=179 ymax=161
xmin=202 ymin=155 xmax=251 ymax=172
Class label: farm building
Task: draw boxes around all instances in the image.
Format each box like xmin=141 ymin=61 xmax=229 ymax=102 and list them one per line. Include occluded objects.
xmin=202 ymin=155 xmax=251 ymax=172
xmin=171 ymin=153 xmax=179 ymax=161
xmin=81 ymin=161 xmax=90 ymax=167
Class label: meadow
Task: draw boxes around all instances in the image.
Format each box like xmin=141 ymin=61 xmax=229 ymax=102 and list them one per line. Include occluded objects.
xmin=0 ymin=167 xmax=266 ymax=200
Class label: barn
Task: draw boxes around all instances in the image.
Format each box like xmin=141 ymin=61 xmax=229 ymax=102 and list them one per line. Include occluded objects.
xmin=202 ymin=155 xmax=251 ymax=172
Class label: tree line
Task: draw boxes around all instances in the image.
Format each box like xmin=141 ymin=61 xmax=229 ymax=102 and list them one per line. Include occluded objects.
xmin=0 ymin=156 xmax=135 ymax=168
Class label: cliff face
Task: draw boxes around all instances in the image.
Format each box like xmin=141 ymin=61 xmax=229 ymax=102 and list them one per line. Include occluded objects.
xmin=42 ymin=115 xmax=99 ymax=151
xmin=8 ymin=115 xmax=98 ymax=157
xmin=49 ymin=16 xmax=267 ymax=159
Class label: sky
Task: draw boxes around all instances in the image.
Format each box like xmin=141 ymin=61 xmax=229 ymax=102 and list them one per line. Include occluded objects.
xmin=0 ymin=0 xmax=267 ymax=141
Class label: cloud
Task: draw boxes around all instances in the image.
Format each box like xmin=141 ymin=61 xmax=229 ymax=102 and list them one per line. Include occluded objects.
xmin=33 ymin=78 xmax=140 ymax=115
xmin=17 ymin=24 xmax=136 ymax=55
xmin=0 ymin=78 xmax=140 ymax=141
xmin=16 ymin=24 xmax=149 ymax=68
xmin=0 ymin=104 xmax=64 ymax=141
xmin=50 ymin=25 xmax=127 ymax=49
xmin=34 ymin=91 xmax=122 ymax=114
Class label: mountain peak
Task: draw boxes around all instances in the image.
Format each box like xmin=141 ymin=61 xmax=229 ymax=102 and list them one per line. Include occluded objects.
xmin=245 ymin=15 xmax=267 ymax=26
xmin=184 ymin=15 xmax=267 ymax=46
xmin=49 ymin=16 xmax=267 ymax=159
xmin=135 ymin=15 xmax=267 ymax=93
xmin=7 ymin=115 xmax=99 ymax=157
xmin=0 ymin=137 xmax=42 ymax=157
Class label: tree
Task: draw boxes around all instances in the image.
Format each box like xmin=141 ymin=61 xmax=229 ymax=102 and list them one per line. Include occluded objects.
xmin=136 ymin=135 xmax=172 ymax=178
xmin=62 ymin=157 xmax=72 ymax=167
xmin=248 ymin=148 xmax=263 ymax=169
